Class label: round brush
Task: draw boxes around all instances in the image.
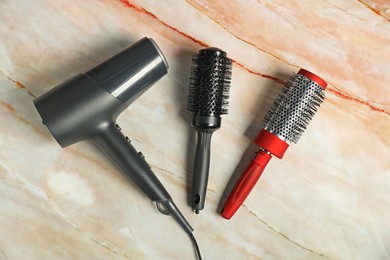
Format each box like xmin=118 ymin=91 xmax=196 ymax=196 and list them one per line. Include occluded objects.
xmin=221 ymin=69 xmax=327 ymax=219
xmin=187 ymin=47 xmax=232 ymax=214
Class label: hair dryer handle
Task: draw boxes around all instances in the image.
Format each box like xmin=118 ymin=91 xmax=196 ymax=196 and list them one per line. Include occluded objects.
xmin=92 ymin=123 xmax=193 ymax=235
xmin=92 ymin=123 xmax=172 ymax=202
xmin=221 ymin=150 xmax=272 ymax=219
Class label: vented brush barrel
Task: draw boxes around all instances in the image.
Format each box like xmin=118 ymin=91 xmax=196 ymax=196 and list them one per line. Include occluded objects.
xmin=188 ymin=48 xmax=231 ymax=119
xmin=255 ymin=69 xmax=327 ymax=159
xmin=187 ymin=47 xmax=232 ymax=213
xmin=262 ymin=69 xmax=327 ymax=146
xmin=221 ymin=69 xmax=327 ymax=219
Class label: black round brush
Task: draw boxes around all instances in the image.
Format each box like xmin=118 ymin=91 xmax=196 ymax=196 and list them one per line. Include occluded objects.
xmin=187 ymin=47 xmax=232 ymax=214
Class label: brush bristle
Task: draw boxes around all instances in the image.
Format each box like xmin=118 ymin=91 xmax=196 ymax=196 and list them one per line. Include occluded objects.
xmin=263 ymin=73 xmax=326 ymax=143
xmin=187 ymin=48 xmax=232 ymax=116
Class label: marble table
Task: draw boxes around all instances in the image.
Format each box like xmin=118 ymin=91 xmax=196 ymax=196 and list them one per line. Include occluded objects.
xmin=0 ymin=0 xmax=389 ymax=259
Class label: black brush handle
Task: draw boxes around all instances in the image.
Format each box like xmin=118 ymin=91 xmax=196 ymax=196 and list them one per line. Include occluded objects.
xmin=192 ymin=129 xmax=214 ymax=212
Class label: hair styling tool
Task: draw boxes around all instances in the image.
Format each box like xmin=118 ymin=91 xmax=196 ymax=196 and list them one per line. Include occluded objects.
xmin=187 ymin=47 xmax=232 ymax=214
xmin=33 ymin=37 xmax=201 ymax=258
xmin=221 ymin=69 xmax=327 ymax=219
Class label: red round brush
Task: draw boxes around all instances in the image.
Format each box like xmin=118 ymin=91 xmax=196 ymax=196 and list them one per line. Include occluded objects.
xmin=221 ymin=69 xmax=327 ymax=219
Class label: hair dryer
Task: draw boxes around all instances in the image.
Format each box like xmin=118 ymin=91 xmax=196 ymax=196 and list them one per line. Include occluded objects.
xmin=33 ymin=38 xmax=198 ymax=246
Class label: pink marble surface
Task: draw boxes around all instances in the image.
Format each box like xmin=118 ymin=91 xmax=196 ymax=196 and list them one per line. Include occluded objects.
xmin=0 ymin=0 xmax=389 ymax=259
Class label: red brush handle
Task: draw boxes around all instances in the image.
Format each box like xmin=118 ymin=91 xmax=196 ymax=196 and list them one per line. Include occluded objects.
xmin=221 ymin=150 xmax=272 ymax=219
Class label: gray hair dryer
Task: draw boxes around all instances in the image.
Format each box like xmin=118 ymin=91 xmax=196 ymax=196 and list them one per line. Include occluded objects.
xmin=33 ymin=38 xmax=196 ymax=241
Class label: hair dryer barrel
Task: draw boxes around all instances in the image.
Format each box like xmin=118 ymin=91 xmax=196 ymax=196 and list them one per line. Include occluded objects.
xmin=33 ymin=37 xmax=168 ymax=147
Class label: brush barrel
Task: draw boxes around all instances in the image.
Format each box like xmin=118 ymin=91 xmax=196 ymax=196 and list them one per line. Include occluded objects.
xmin=263 ymin=70 xmax=326 ymax=144
xmin=187 ymin=47 xmax=231 ymax=117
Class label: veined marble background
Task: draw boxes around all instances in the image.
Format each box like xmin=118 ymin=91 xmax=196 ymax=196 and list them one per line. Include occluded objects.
xmin=0 ymin=0 xmax=389 ymax=259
